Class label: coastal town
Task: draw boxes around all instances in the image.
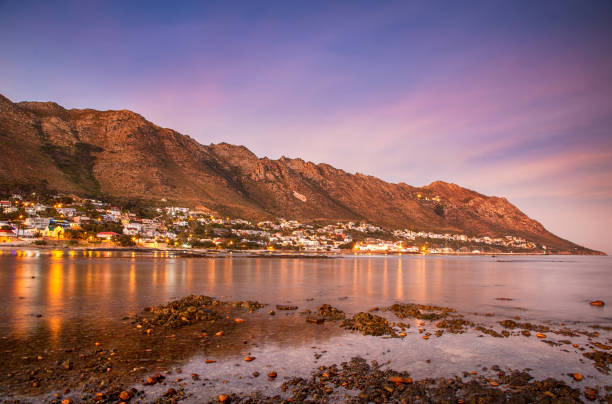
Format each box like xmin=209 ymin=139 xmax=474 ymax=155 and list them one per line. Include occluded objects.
xmin=0 ymin=192 xmax=546 ymax=254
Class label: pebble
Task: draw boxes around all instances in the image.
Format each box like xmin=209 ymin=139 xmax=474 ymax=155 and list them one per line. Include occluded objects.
xmin=119 ymin=391 xmax=130 ymax=400
xmin=244 ymin=356 xmax=256 ymax=362
xmin=268 ymin=371 xmax=277 ymax=379
xmin=60 ymin=360 xmax=73 ymax=370
xmin=592 ymin=342 xmax=611 ymax=350
xmin=584 ymin=388 xmax=597 ymax=401
xmin=219 ymin=394 xmax=229 ymax=402
xmin=389 ymin=376 xmax=412 ymax=384
xmin=589 ymin=300 xmax=605 ymax=307
xmin=205 ymin=359 xmax=217 ymax=364
xmin=215 ymin=331 xmax=224 ymax=336
xmin=572 ymin=373 xmax=583 ymax=381
xmin=536 ymin=333 xmax=546 ymax=338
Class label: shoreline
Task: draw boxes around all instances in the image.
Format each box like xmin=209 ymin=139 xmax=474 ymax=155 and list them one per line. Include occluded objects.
xmin=0 ymin=244 xmax=605 ymax=257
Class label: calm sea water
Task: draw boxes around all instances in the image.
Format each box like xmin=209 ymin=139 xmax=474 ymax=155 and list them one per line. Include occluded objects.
xmin=0 ymin=251 xmax=610 ymax=339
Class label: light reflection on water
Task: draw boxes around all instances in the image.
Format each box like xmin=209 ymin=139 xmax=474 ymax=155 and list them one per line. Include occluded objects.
xmin=0 ymin=252 xmax=610 ymax=340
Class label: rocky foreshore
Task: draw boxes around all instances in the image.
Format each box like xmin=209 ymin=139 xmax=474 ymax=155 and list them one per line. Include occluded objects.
xmin=0 ymin=295 xmax=611 ymax=403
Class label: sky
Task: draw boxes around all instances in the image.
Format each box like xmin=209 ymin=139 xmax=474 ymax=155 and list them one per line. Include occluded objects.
xmin=1 ymin=1 xmax=611 ymax=253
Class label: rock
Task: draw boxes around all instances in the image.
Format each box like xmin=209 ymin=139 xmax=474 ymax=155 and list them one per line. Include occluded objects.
xmin=94 ymin=393 xmax=104 ymax=401
xmin=205 ymin=359 xmax=216 ymax=364
xmin=268 ymin=310 xmax=275 ymax=315
xmin=135 ymin=295 xmax=221 ymax=329
xmin=144 ymin=373 xmax=165 ymax=385
xmin=192 ymin=373 xmax=200 ymax=380
xmin=306 ymin=317 xmax=324 ymax=324
xmin=584 ymin=388 xmax=597 ymax=401
xmin=215 ymin=331 xmax=224 ymax=336
xmin=317 ymin=304 xmax=345 ymax=320
xmin=234 ymin=318 xmax=245 ymax=323
xmin=219 ymin=394 xmax=229 ymax=402
xmin=536 ymin=333 xmax=546 ymax=338
xmin=489 ymin=381 xmax=499 ymax=386
xmin=119 ymin=391 xmax=130 ymax=401
xmin=61 ymin=399 xmax=73 ymax=404
xmin=234 ymin=300 xmax=265 ymax=312
xmin=583 ymin=350 xmax=612 ymax=373
xmin=589 ymin=300 xmax=605 ymax=307
xmin=593 ymin=342 xmax=611 ymax=350
xmin=164 ymin=388 xmax=177 ymax=397
xmin=388 ymin=303 xmax=455 ymax=321
xmin=572 ymin=373 xmax=583 ymax=381
xmin=435 ymin=318 xmax=470 ymax=334
xmin=252 ymin=371 xmax=260 ymax=377
xmin=276 ymin=305 xmax=298 ymax=310
xmin=389 ymin=376 xmax=412 ymax=384
xmin=60 ymin=360 xmax=73 ymax=370
xmin=268 ymin=371 xmax=277 ymax=379
xmin=244 ymin=356 xmax=256 ymax=362
xmin=341 ymin=312 xmax=396 ymax=336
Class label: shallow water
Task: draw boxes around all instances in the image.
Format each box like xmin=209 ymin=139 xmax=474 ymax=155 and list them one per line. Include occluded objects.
xmin=0 ymin=252 xmax=610 ymax=339
xmin=1 ymin=251 xmax=611 ymax=401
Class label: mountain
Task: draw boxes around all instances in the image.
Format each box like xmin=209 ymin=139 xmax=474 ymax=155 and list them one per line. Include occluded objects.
xmin=0 ymin=93 xmax=600 ymax=253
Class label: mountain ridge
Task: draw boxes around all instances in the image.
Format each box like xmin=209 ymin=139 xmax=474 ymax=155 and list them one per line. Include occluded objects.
xmin=0 ymin=93 xmax=601 ymax=254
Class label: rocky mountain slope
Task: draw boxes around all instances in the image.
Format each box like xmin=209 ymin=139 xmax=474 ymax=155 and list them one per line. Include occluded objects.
xmin=0 ymin=93 xmax=598 ymax=253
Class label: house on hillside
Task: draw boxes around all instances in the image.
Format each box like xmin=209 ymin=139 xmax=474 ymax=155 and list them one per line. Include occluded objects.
xmin=0 ymin=229 xmax=17 ymax=242
xmin=96 ymin=232 xmax=119 ymax=241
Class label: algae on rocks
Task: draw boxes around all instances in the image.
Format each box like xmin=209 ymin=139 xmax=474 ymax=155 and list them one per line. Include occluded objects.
xmin=318 ymin=304 xmax=345 ymax=321
xmin=388 ymin=303 xmax=455 ymax=321
xmin=342 ymin=312 xmax=396 ymax=336
xmin=136 ymin=295 xmax=221 ymax=329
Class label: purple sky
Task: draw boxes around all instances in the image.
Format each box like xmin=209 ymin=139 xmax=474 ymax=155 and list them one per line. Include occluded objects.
xmin=1 ymin=1 xmax=611 ymax=253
